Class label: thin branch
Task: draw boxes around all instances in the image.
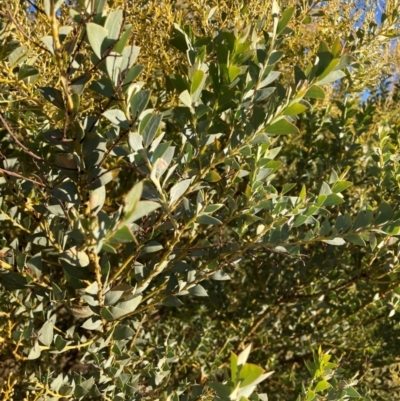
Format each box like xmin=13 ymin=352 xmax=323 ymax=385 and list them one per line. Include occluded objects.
xmin=0 ymin=167 xmax=46 ymax=187
xmin=0 ymin=112 xmax=43 ymax=161
xmin=25 ymin=0 xmax=46 ymax=15
xmin=0 ymin=112 xmax=79 ymax=171
xmin=4 ymin=0 xmax=50 ymax=53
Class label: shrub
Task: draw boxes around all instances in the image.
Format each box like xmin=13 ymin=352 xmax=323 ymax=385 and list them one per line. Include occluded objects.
xmin=1 ymin=0 xmax=400 ymax=399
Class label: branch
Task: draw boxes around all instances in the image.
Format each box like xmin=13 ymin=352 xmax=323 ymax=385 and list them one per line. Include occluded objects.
xmin=4 ymin=0 xmax=50 ymax=53
xmin=0 ymin=167 xmax=46 ymax=187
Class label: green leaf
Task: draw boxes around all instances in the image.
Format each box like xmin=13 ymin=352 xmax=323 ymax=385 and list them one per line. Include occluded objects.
xmin=38 ymin=320 xmax=54 ymax=346
xmin=81 ymin=316 xmax=102 ymax=331
xmin=170 ymin=179 xmax=192 ymax=206
xmin=54 ymin=335 xmax=67 ymax=352
xmin=87 ymin=167 xmax=120 ymax=190
xmin=196 ymin=214 xmax=222 ymax=225
xmin=317 ymin=58 xmax=340 ymax=80
xmin=103 ymin=109 xmax=130 ymax=129
xmin=51 ymin=181 xmax=79 ymax=204
xmin=369 ymin=232 xmax=377 ymax=251
xmin=141 ymin=113 xmax=162 ymax=148
xmin=89 ymin=185 xmax=106 ymax=216
xmin=283 ymin=102 xmax=308 ymax=116
xmin=26 ymin=253 xmax=42 ymax=279
xmin=332 ymin=37 xmax=343 ymax=57
xmin=113 ymin=324 xmax=135 ymax=340
xmin=331 ymin=180 xmax=352 ymax=193
xmin=323 ymin=194 xmax=344 ymax=207
xmin=239 ymin=363 xmax=265 ymax=387
xmin=104 ymin=10 xmax=123 ymax=41
xmin=317 ymin=70 xmax=346 ymax=85
xmin=52 ymin=282 xmax=65 ymax=301
xmin=277 ymin=7 xmax=295 ymax=34
xmin=335 ymin=213 xmax=352 ymax=233
xmin=254 ymin=87 xmax=275 ymax=103
xmin=314 ymin=380 xmax=331 ymax=392
xmin=90 ymin=78 xmax=115 ymax=98
xmin=106 ymin=52 xmax=122 ymax=85
xmin=124 ymin=181 xmax=143 ymax=218
xmin=375 ymin=201 xmax=393 ymax=226
xmin=115 ymin=26 xmax=133 ymax=53
xmin=282 ymin=183 xmax=296 ymax=194
xmin=204 ymin=171 xmax=222 ymax=182
xmin=74 ymin=378 xmax=95 ymax=398
xmin=188 ymin=284 xmax=208 ymax=297
xmin=130 ymin=90 xmax=150 ymax=118
xmin=322 ymin=238 xmax=345 ymax=245
xmin=28 ymin=342 xmax=41 ymax=360
xmin=258 ymin=71 xmax=280 ymax=89
xmin=293 ymin=215 xmax=308 ymax=227
xmin=228 ymin=65 xmax=241 ymax=82
xmin=60 ymin=247 xmax=90 ymax=267
xmin=305 ymin=390 xmax=315 ymax=401
xmin=208 ymin=382 xmax=231 ymax=398
xmin=41 ymin=36 xmax=55 ymax=54
xmin=108 ymin=225 xmax=136 ymax=244
xmin=179 ymin=90 xmax=193 ymax=108
xmin=304 ymin=85 xmax=325 ymax=99
xmin=39 ymin=87 xmax=64 ymax=109
xmin=266 ymin=119 xmax=299 ymax=135
xmin=125 ymin=200 xmax=160 ymax=224
xmin=382 ymin=221 xmax=400 ymax=235
xmin=18 ymin=65 xmax=39 ymax=80
xmin=162 ymin=295 xmax=183 ymax=307
xmin=191 ymin=70 xmax=206 ymax=101
xmin=204 ymin=204 xmax=224 ymax=213
xmin=352 ymin=210 xmax=373 ymax=231
xmin=102 ymin=295 xmax=142 ymax=321
xmin=344 ymin=234 xmax=366 ymax=246
xmin=86 ymin=22 xmax=109 ymax=59
xmin=231 ymin=352 xmax=238 ymax=385
xmin=210 ymin=270 xmax=231 ymax=280
xmin=344 ymin=387 xmax=361 ymax=398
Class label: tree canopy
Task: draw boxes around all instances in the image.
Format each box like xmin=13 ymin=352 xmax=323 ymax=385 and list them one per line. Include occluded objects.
xmin=1 ymin=0 xmax=400 ymax=400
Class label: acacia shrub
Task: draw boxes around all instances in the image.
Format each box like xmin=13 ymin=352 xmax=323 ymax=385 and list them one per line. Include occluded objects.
xmin=0 ymin=0 xmax=400 ymax=400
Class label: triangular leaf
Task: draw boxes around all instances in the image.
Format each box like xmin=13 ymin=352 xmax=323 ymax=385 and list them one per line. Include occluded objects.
xmin=266 ymin=119 xmax=299 ymax=135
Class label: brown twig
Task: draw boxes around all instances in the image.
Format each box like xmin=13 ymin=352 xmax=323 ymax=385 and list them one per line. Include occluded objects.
xmin=0 ymin=112 xmax=79 ymax=172
xmin=0 ymin=112 xmax=43 ymax=161
xmin=0 ymin=167 xmax=46 ymax=187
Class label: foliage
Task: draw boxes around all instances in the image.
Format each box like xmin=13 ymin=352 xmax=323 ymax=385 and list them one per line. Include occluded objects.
xmin=1 ymin=0 xmax=400 ymax=400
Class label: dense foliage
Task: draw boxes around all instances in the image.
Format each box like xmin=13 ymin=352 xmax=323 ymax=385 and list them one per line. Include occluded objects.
xmin=1 ymin=0 xmax=400 ymax=400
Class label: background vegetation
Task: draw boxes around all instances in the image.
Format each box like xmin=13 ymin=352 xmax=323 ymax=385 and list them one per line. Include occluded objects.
xmin=1 ymin=0 xmax=400 ymax=399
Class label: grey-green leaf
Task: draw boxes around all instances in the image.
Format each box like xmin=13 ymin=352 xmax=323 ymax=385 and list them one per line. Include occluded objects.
xmin=103 ymin=109 xmax=130 ymax=129
xmin=28 ymin=342 xmax=41 ymax=360
xmin=104 ymin=10 xmax=123 ymax=41
xmin=169 ymin=179 xmax=192 ymax=206
xmin=322 ymin=238 xmax=345 ymax=246
xmin=125 ymin=200 xmax=160 ymax=224
xmin=39 ymin=87 xmax=64 ymax=109
xmin=162 ymin=296 xmax=183 ymax=307
xmin=140 ymin=113 xmax=162 ymax=148
xmin=113 ymin=324 xmax=135 ymax=340
xmin=38 ymin=320 xmax=54 ymax=346
xmin=60 ymin=247 xmax=90 ymax=267
xmin=196 ymin=214 xmax=222 ymax=226
xmin=86 ymin=22 xmax=109 ymax=59
xmin=130 ymin=90 xmax=150 ymax=119
xmin=51 ymin=181 xmax=79 ymax=204
xmin=102 ymin=295 xmax=142 ymax=320
xmin=188 ymin=284 xmax=208 ymax=297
